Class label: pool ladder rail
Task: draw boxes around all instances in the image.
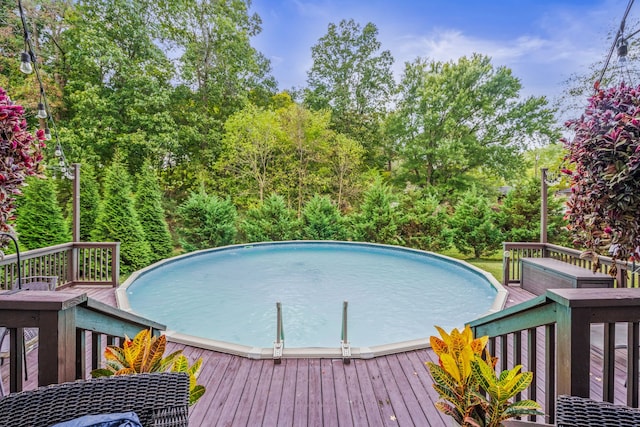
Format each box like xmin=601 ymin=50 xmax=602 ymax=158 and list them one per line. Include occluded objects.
xmin=272 ymin=300 xmax=352 ymax=364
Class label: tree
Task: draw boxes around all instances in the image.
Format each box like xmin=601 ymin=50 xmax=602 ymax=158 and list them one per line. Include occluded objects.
xmin=0 ymin=87 xmax=44 ymax=240
xmin=277 ymin=103 xmax=332 ymax=215
xmin=92 ymin=158 xmax=152 ymax=274
xmin=15 ymin=176 xmax=70 ymax=249
xmin=135 ymin=160 xmax=173 ymax=262
xmin=305 ymin=19 xmax=394 ymax=164
xmin=449 ymin=188 xmax=502 ymax=258
xmin=59 ymin=0 xmax=178 ymax=175
xmin=351 ymin=179 xmax=400 ymax=244
xmin=177 ymin=191 xmax=237 ymax=251
xmin=156 ymin=0 xmax=276 ymax=118
xmin=239 ymin=194 xmax=298 ymax=242
xmin=328 ymin=133 xmax=365 ymax=210
xmin=217 ymin=104 xmax=286 ymax=205
xmin=562 ymin=82 xmax=640 ymax=263
xmin=398 ymin=190 xmax=452 ymax=252
xmin=77 ymin=165 xmax=101 ymax=241
xmin=300 ymin=195 xmax=347 ymax=240
xmin=497 ymin=177 xmax=569 ymax=245
xmin=392 ymin=55 xmax=557 ymax=193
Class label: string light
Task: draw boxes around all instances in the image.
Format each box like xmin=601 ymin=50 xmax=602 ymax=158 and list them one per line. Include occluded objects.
xmin=17 ymin=0 xmax=73 ymax=180
xmin=596 ymin=0 xmax=635 ymax=89
xmin=19 ymin=51 xmax=32 ymax=74
xmin=36 ymin=102 xmax=47 ymax=119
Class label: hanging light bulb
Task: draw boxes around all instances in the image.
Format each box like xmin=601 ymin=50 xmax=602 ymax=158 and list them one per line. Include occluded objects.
xmin=59 ymin=159 xmax=65 ymax=167
xmin=44 ymin=126 xmax=51 ymax=140
xmin=36 ymin=102 xmax=47 ymax=119
xmin=54 ymin=147 xmax=62 ymax=157
xmin=19 ymin=51 xmax=32 ymax=74
xmin=618 ymin=38 xmax=628 ymax=64
xmin=60 ymin=166 xmax=67 ymax=173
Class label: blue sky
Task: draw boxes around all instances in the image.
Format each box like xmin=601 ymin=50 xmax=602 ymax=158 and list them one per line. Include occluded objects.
xmin=250 ymin=0 xmax=633 ymax=102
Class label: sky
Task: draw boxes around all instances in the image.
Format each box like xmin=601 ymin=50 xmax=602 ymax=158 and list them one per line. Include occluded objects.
xmin=249 ymin=0 xmax=636 ymax=104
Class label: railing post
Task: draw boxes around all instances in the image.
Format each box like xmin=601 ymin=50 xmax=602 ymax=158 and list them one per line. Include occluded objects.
xmin=503 ymin=247 xmax=511 ymax=287
xmin=541 ymin=168 xmax=548 ymax=244
xmin=273 ymin=301 xmax=283 ymax=364
xmin=341 ymin=300 xmax=351 ymax=364
xmin=111 ymin=242 xmax=120 ymax=287
xmin=555 ymin=303 xmax=591 ymax=398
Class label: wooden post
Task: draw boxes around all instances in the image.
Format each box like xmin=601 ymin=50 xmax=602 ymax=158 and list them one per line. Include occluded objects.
xmin=503 ymin=247 xmax=511 ymax=287
xmin=541 ymin=168 xmax=548 ymax=244
xmin=70 ymin=164 xmax=80 ymax=285
xmin=555 ymin=304 xmax=591 ymax=398
xmin=72 ymin=164 xmax=80 ymax=242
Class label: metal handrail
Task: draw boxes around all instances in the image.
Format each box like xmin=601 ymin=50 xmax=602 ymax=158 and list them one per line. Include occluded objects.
xmin=341 ymin=300 xmax=351 ymax=363
xmin=273 ymin=301 xmax=284 ymax=363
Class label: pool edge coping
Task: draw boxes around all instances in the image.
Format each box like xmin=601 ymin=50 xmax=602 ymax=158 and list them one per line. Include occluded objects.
xmin=116 ymin=240 xmax=508 ymax=359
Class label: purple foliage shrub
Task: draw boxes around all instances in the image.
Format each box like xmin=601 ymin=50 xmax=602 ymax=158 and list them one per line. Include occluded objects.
xmin=0 ymin=86 xmax=44 ymax=235
xmin=562 ymin=82 xmax=640 ymax=266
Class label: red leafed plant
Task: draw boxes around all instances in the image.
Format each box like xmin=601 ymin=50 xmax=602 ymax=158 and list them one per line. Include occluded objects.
xmin=0 ymin=86 xmax=45 ymax=236
xmin=562 ymin=82 xmax=640 ymax=269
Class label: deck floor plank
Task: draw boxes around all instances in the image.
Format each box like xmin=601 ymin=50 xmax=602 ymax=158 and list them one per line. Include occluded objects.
xmin=232 ymin=359 xmax=266 ymax=427
xmin=353 ymin=358 xmax=386 ymax=427
xmin=245 ymin=359 xmax=275 ymax=426
xmin=307 ymin=358 xmax=324 ymax=426
xmin=375 ymin=354 xmax=417 ymax=426
xmin=330 ymin=360 xmax=356 ymax=427
xmin=293 ymin=358 xmax=310 ymax=426
xmin=215 ymin=356 xmax=254 ymax=426
xmin=320 ymin=359 xmax=339 ymax=427
xmin=276 ymin=358 xmax=299 ymax=426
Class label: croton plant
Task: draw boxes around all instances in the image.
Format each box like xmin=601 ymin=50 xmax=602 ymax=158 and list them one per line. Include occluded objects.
xmin=562 ymin=82 xmax=640 ymax=268
xmin=0 ymin=86 xmax=44 ymax=236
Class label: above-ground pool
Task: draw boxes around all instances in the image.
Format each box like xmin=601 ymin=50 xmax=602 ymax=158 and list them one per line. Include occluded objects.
xmin=119 ymin=241 xmax=506 ymax=358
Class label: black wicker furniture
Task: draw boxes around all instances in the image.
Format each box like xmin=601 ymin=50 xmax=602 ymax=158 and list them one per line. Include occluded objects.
xmin=556 ymin=394 xmax=640 ymax=426
xmin=0 ymin=372 xmax=189 ymax=427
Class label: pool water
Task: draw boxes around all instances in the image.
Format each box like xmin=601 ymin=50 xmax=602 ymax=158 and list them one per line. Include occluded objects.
xmin=126 ymin=242 xmax=497 ymax=348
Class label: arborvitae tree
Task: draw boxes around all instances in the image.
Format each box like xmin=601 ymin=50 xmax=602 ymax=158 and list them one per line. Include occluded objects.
xmin=398 ymin=190 xmax=453 ymax=252
xmin=351 ymin=179 xmax=400 ymax=244
xmin=300 ymin=195 xmax=347 ymax=240
xmin=177 ymin=192 xmax=237 ymax=251
xmin=92 ymin=159 xmax=152 ymax=274
xmin=15 ymin=176 xmax=70 ymax=250
xmin=449 ymin=188 xmax=503 ymax=258
xmin=78 ymin=165 xmax=101 ymax=241
xmin=240 ymin=194 xmax=298 ymax=242
xmin=135 ymin=161 xmax=173 ymax=262
xmin=497 ymin=177 xmax=570 ymax=245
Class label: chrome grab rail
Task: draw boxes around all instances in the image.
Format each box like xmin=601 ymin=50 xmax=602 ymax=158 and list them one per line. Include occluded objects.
xmin=273 ymin=301 xmax=284 ymax=363
xmin=341 ymin=300 xmax=351 ymax=363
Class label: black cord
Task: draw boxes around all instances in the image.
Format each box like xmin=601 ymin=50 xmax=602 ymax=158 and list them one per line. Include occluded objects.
xmin=596 ymin=0 xmax=636 ymax=89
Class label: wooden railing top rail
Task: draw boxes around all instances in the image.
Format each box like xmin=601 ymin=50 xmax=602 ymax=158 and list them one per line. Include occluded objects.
xmin=471 ymin=288 xmax=640 ymax=332
xmin=504 ymin=242 xmax=638 ymax=272
xmin=0 ymin=242 xmax=120 ymax=266
xmin=0 ymin=243 xmax=73 ymax=266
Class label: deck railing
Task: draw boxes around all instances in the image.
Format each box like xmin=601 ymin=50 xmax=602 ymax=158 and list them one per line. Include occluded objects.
xmin=0 ymin=290 xmax=164 ymax=393
xmin=0 ymin=242 xmax=120 ymax=289
xmin=470 ymin=287 xmax=640 ymax=425
xmin=503 ymin=242 xmax=640 ymax=289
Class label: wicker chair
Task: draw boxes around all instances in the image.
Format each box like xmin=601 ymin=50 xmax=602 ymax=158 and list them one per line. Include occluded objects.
xmin=0 ymin=372 xmax=190 ymax=427
xmin=556 ymin=394 xmax=640 ymax=426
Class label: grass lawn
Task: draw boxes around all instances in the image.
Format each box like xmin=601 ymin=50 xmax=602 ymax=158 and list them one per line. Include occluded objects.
xmin=441 ymin=248 xmax=503 ymax=284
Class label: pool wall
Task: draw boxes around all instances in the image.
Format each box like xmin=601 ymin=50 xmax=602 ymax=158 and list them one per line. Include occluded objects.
xmin=117 ymin=240 xmax=508 ymax=359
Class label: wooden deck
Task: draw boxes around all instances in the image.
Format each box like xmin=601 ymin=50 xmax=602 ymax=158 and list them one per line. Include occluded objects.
xmin=0 ymin=285 xmax=632 ymax=426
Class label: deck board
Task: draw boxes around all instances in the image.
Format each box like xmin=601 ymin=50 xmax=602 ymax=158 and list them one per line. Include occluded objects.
xmin=2 ymin=284 xmax=636 ymax=426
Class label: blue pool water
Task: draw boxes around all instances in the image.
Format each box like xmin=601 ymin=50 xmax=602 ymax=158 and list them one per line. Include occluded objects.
xmin=126 ymin=242 xmax=497 ymax=348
